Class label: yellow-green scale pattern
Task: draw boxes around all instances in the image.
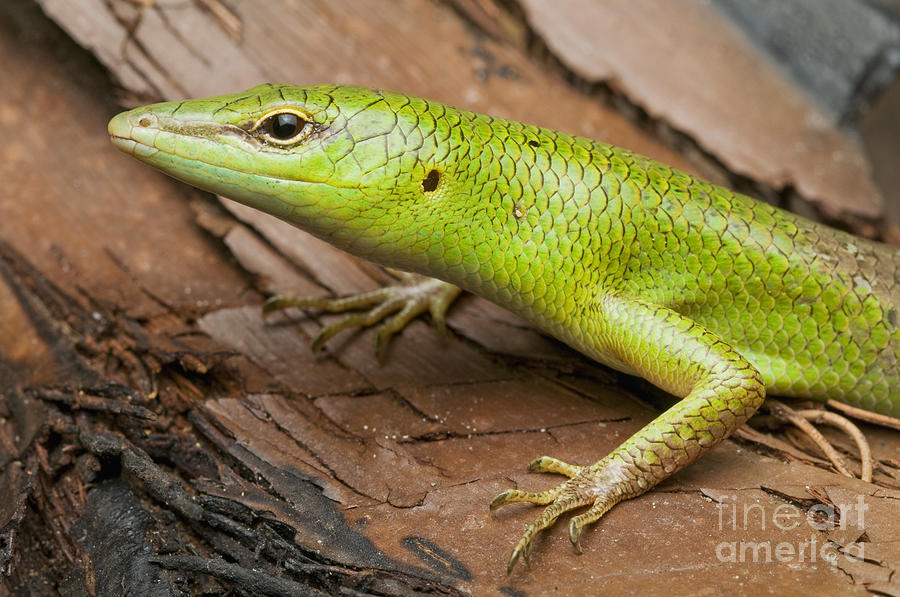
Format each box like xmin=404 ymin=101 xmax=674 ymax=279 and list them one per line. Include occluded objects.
xmin=108 ymin=84 xmax=900 ymax=569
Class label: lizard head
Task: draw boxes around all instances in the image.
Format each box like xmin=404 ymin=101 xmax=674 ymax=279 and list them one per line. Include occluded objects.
xmin=108 ymin=84 xmax=474 ymax=271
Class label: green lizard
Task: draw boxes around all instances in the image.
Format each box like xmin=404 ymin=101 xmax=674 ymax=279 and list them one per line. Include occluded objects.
xmin=108 ymin=84 xmax=900 ymax=572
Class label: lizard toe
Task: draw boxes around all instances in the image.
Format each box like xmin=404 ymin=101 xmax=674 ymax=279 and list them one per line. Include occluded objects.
xmin=528 ymin=455 xmax=584 ymax=477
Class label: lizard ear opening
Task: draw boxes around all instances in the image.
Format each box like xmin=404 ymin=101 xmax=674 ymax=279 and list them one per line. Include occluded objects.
xmin=422 ymin=169 xmax=440 ymax=193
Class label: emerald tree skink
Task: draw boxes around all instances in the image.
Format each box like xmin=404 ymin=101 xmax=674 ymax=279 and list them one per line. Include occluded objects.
xmin=108 ymin=84 xmax=900 ymax=571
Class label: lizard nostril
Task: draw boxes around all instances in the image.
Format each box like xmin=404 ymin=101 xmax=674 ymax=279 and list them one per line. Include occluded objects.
xmin=138 ymin=116 xmax=152 ymax=127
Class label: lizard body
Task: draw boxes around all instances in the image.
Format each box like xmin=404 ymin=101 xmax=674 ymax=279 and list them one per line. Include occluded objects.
xmin=108 ymin=84 xmax=900 ymax=570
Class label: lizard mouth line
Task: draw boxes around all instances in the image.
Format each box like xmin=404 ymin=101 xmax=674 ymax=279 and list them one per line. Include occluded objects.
xmin=108 ymin=130 xmax=361 ymax=190
xmin=109 ymin=134 xmax=158 ymax=158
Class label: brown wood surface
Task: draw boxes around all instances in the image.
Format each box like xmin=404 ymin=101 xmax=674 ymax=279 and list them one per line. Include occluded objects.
xmin=516 ymin=0 xmax=885 ymax=219
xmin=1 ymin=0 xmax=899 ymax=595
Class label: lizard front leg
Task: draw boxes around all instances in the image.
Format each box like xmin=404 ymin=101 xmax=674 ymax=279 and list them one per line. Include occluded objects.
xmin=491 ymin=294 xmax=766 ymax=572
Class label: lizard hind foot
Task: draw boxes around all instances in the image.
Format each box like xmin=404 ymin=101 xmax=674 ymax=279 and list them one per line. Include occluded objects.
xmin=490 ymin=455 xmax=633 ymax=574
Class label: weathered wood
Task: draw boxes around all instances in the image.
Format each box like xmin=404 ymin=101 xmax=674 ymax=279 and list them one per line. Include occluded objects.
xmin=1 ymin=0 xmax=898 ymax=594
xmin=515 ymin=0 xmax=887 ymax=219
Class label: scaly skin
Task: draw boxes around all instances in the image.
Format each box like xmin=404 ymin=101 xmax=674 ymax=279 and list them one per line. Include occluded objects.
xmin=108 ymin=84 xmax=900 ymax=571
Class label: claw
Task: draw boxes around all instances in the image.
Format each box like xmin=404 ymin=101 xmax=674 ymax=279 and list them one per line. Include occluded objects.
xmin=569 ymin=520 xmax=583 ymax=553
xmin=490 ymin=491 xmax=507 ymax=511
xmin=310 ymin=327 xmax=331 ymax=353
xmin=373 ymin=322 xmax=398 ymax=363
xmin=430 ymin=307 xmax=448 ymax=336
xmin=507 ymin=542 xmax=527 ymax=575
xmin=262 ymin=294 xmax=305 ymax=317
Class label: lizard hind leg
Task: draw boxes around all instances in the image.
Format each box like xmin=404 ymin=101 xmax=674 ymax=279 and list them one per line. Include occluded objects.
xmin=491 ymin=295 xmax=767 ymax=574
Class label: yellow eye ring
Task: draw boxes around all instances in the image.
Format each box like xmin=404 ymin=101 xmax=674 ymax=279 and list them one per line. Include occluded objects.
xmin=252 ymin=108 xmax=312 ymax=145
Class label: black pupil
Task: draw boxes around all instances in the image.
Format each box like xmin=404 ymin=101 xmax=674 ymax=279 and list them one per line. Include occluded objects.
xmin=269 ymin=113 xmax=303 ymax=139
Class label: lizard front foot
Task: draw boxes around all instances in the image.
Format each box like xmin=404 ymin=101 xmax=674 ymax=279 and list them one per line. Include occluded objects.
xmin=491 ymin=454 xmax=648 ymax=573
xmin=263 ymin=272 xmax=461 ymax=357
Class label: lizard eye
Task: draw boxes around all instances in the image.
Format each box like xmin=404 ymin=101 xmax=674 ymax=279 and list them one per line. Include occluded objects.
xmin=255 ymin=109 xmax=310 ymax=144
